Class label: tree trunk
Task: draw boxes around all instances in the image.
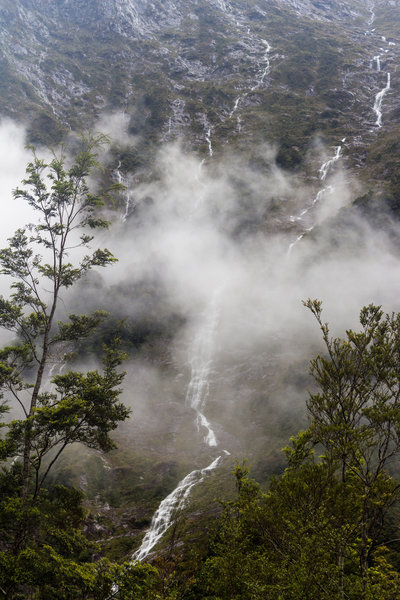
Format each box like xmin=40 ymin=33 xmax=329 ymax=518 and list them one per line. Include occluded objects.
xmin=20 ymin=293 xmax=59 ymax=499
xmin=360 ymin=519 xmax=369 ymax=599
xmin=338 ymin=547 xmax=345 ymax=600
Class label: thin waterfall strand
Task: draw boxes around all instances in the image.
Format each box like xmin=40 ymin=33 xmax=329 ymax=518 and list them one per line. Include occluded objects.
xmin=374 ymin=72 xmax=391 ymax=127
xmin=133 ymin=457 xmax=221 ymax=561
xmin=185 ymin=295 xmax=220 ymax=447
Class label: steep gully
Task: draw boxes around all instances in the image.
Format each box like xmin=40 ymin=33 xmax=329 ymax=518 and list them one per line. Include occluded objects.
xmin=133 ymin=294 xmax=225 ymax=561
xmin=287 ymin=2 xmax=394 ymax=254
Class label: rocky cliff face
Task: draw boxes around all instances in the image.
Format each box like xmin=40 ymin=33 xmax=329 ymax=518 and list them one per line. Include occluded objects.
xmin=0 ymin=0 xmax=394 ymax=151
xmin=1 ymin=0 xmax=399 ymax=194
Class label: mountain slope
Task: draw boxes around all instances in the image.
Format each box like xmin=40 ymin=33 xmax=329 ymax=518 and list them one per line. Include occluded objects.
xmin=0 ymin=1 xmax=397 ymax=165
xmin=2 ymin=0 xmax=400 ymax=563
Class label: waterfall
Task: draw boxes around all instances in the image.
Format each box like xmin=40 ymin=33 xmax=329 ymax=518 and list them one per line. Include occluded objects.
xmin=287 ymin=232 xmax=306 ymax=256
xmin=132 ymin=294 xmax=223 ymax=562
xmin=205 ymin=127 xmax=213 ymax=158
xmin=230 ymin=39 xmax=272 ymax=118
xmin=366 ymin=3 xmax=392 ymax=128
xmin=113 ymin=161 xmax=133 ymax=222
xmin=251 ymin=40 xmax=271 ymax=91
xmin=319 ymin=145 xmax=343 ymax=181
xmin=185 ymin=294 xmax=220 ymax=447
xmin=199 ymin=117 xmax=214 ymax=167
xmin=287 ymin=142 xmax=343 ymax=255
xmin=133 ymin=457 xmax=221 ymax=562
xmin=288 ymin=144 xmax=342 ymax=227
xmin=368 ymin=4 xmax=375 ymax=27
xmin=229 ymin=95 xmax=242 ymax=118
xmin=45 ymin=359 xmax=67 ymax=391
xmin=289 ymin=186 xmax=333 ymax=224
xmin=374 ymin=72 xmax=391 ymax=127
xmin=373 ymin=55 xmax=381 ymax=71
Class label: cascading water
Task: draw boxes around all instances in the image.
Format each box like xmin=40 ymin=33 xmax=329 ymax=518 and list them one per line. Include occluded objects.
xmin=200 ymin=115 xmax=214 ymax=161
xmin=287 ymin=230 xmax=309 ymax=256
xmin=229 ymin=96 xmax=242 ymax=118
xmin=199 ymin=125 xmax=214 ymax=172
xmin=133 ymin=457 xmax=221 ymax=562
xmin=229 ymin=39 xmax=272 ymax=118
xmin=289 ymin=186 xmax=333 ymax=224
xmin=319 ymin=145 xmax=343 ymax=181
xmin=287 ymin=145 xmax=343 ymax=255
xmin=366 ymin=4 xmax=393 ymax=129
xmin=373 ymin=55 xmax=381 ymax=71
xmin=114 ymin=161 xmax=133 ymax=222
xmin=373 ymin=72 xmax=391 ymax=127
xmin=368 ymin=7 xmax=375 ymax=27
xmin=206 ymin=128 xmax=213 ymax=158
xmin=132 ymin=294 xmax=223 ymax=561
xmin=251 ymin=40 xmax=271 ymax=91
xmin=185 ymin=295 xmax=220 ymax=447
xmin=45 ymin=358 xmax=67 ymax=391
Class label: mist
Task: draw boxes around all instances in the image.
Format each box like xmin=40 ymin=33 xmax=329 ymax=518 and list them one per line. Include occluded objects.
xmin=0 ymin=120 xmax=35 ymax=244
xmin=105 ymin=138 xmax=398 ymax=341
xmin=3 ymin=114 xmax=400 ymax=465
xmin=72 ymin=125 xmax=400 ymax=461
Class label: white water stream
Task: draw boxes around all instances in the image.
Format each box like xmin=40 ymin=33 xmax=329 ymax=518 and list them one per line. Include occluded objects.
xmin=319 ymin=145 xmax=343 ymax=181
xmin=373 ymin=72 xmax=391 ymax=127
xmin=366 ymin=3 xmax=392 ymax=128
xmin=289 ymin=186 xmax=333 ymax=224
xmin=114 ymin=161 xmax=133 ymax=222
xmin=185 ymin=295 xmax=220 ymax=447
xmin=132 ymin=293 xmax=223 ymax=561
xmin=133 ymin=456 xmax=221 ymax=561
xmin=251 ymin=40 xmax=271 ymax=91
xmin=205 ymin=128 xmax=213 ymax=158
xmin=230 ymin=39 xmax=272 ymax=119
xmin=373 ymin=55 xmax=381 ymax=71
xmin=230 ymin=96 xmax=242 ymax=118
xmin=199 ymin=126 xmax=214 ymax=171
xmin=368 ymin=7 xmax=375 ymax=27
xmin=287 ymin=145 xmax=343 ymax=256
xmin=45 ymin=359 xmax=67 ymax=391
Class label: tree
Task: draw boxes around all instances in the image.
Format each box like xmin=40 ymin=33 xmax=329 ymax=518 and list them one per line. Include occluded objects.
xmin=197 ymin=461 xmax=400 ymax=600
xmin=0 ymin=135 xmax=131 ymax=598
xmin=304 ymin=300 xmax=400 ymax=596
xmin=195 ymin=302 xmax=400 ymax=600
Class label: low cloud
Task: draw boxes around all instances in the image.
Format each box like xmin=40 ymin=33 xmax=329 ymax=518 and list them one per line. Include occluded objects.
xmin=3 ymin=121 xmax=400 ymax=458
xmin=0 ymin=119 xmax=35 ymax=243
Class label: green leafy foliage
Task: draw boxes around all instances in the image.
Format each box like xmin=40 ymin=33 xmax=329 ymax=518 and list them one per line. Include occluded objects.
xmin=194 ymin=302 xmax=400 ymax=600
xmin=0 ymin=136 xmax=134 ymax=599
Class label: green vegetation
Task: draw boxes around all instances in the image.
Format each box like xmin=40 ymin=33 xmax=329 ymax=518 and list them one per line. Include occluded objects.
xmin=0 ymin=136 xmax=141 ymax=599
